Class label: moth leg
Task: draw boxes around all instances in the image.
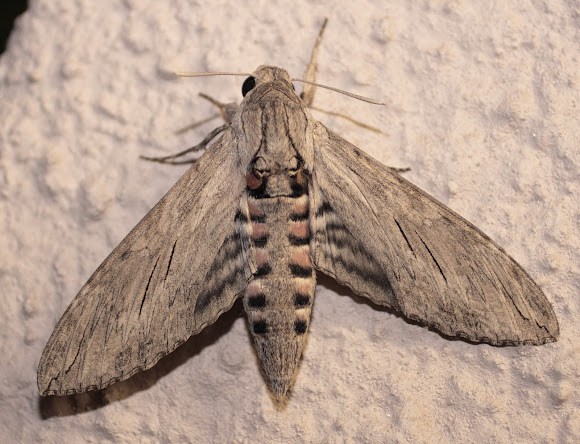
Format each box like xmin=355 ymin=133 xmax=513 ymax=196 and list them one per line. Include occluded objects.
xmin=140 ymin=124 xmax=228 ymax=164
xmin=174 ymin=114 xmax=221 ymax=135
xmin=141 ymin=91 xmax=238 ymax=165
xmin=176 ymin=94 xmax=239 ymax=135
xmin=301 ymin=17 xmax=328 ymax=107
xmin=198 ymin=93 xmax=239 ymax=124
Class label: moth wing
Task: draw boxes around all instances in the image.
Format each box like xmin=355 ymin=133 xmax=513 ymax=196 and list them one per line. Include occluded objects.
xmin=38 ymin=129 xmax=249 ymax=396
xmin=310 ymin=124 xmax=559 ymax=345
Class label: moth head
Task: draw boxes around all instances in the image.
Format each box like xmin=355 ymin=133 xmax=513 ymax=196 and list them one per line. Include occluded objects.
xmin=245 ymin=66 xmax=385 ymax=105
xmin=241 ymin=65 xmax=296 ymax=99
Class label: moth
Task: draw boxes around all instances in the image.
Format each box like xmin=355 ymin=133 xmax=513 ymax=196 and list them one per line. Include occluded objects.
xmin=38 ymin=20 xmax=559 ymax=399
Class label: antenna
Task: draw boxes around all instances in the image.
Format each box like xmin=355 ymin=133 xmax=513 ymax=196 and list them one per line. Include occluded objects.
xmin=174 ymin=72 xmax=385 ymax=105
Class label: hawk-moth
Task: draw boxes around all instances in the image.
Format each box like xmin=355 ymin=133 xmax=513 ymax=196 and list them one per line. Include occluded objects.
xmin=38 ymin=20 xmax=559 ymax=399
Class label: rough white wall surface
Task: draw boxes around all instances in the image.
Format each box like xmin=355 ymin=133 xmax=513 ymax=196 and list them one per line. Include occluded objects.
xmin=1 ymin=0 xmax=578 ymax=442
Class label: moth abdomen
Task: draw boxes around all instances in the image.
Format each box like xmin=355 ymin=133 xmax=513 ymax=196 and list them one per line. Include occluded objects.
xmin=294 ymin=292 xmax=311 ymax=307
xmin=247 ymin=293 xmax=267 ymax=308
xmin=252 ymin=320 xmax=269 ymax=335
xmin=294 ymin=320 xmax=308 ymax=335
xmin=242 ymin=169 xmax=316 ymax=397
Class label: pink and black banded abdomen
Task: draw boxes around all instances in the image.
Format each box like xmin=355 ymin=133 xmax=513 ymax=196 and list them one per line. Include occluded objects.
xmin=241 ymin=170 xmax=315 ymax=397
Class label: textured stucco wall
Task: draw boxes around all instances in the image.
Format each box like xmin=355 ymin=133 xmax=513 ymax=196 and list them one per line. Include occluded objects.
xmin=1 ymin=0 xmax=578 ymax=442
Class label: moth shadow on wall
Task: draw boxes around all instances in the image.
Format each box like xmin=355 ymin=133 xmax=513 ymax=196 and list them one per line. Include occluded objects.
xmin=37 ymin=299 xmax=244 ymax=419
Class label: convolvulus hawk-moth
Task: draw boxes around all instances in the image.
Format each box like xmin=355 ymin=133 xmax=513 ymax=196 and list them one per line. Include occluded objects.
xmin=38 ymin=19 xmax=559 ymax=399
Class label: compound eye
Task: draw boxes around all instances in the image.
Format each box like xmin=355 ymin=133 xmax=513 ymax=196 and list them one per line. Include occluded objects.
xmin=242 ymin=76 xmax=256 ymax=97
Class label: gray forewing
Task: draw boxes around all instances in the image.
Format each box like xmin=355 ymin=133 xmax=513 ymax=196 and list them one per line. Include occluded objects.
xmin=38 ymin=129 xmax=249 ymax=396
